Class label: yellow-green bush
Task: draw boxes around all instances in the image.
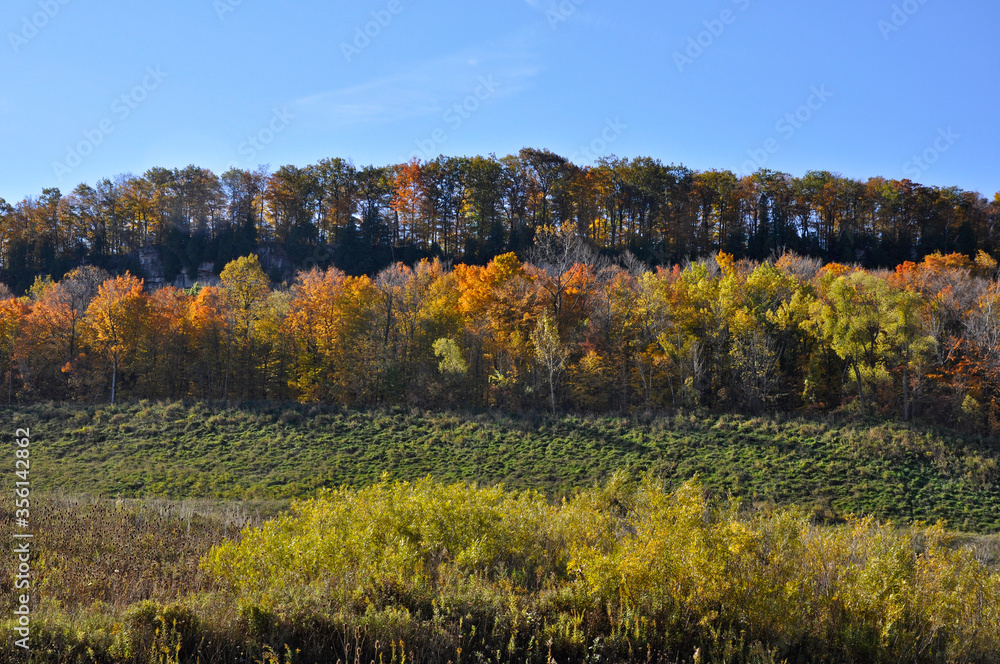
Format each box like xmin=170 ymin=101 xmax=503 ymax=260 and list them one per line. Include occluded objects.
xmin=202 ymin=476 xmax=558 ymax=611
xmin=201 ymin=476 xmax=1000 ymax=663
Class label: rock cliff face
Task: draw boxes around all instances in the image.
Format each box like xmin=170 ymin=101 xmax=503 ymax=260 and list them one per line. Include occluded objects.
xmin=135 ymin=246 xmax=292 ymax=290
xmin=256 ymin=245 xmax=294 ymax=281
xmin=138 ymin=248 xmax=219 ymax=290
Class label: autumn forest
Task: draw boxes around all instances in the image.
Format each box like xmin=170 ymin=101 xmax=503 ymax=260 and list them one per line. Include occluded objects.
xmin=3 ymin=151 xmax=1000 ymax=426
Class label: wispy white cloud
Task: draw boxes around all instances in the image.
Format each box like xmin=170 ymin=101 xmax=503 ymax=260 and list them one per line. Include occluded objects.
xmin=521 ymin=0 xmax=595 ymax=27
xmin=293 ymin=43 xmax=542 ymax=128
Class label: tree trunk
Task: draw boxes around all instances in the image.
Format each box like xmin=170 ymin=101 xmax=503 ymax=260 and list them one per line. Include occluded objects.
xmin=852 ymin=361 xmax=868 ymax=416
xmin=549 ymin=369 xmax=557 ymax=416
xmin=111 ymin=354 xmax=117 ymax=404
xmin=224 ymin=339 xmax=231 ymax=401
xmin=902 ymin=363 xmax=910 ymax=421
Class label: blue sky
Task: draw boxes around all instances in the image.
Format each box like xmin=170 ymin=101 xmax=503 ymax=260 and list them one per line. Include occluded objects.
xmin=1 ymin=0 xmax=998 ymax=203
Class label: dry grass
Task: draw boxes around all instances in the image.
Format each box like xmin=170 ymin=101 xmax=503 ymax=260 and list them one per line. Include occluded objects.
xmin=0 ymin=495 xmax=284 ymax=615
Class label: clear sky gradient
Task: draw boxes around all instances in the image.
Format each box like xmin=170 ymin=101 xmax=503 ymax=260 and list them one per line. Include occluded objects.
xmin=1 ymin=0 xmax=997 ymax=204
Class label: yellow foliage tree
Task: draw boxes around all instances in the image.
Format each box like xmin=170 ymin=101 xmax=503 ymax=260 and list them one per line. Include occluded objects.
xmin=84 ymin=273 xmax=146 ymax=403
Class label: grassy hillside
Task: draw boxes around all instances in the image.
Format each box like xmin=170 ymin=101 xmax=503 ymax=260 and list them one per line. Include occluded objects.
xmin=7 ymin=401 xmax=1000 ymax=532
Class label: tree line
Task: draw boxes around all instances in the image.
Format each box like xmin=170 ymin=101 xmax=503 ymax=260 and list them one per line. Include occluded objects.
xmin=2 ymin=239 xmax=999 ymax=433
xmin=2 ymin=149 xmax=999 ymax=293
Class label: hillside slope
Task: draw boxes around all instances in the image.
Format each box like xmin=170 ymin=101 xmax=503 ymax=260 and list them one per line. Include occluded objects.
xmin=8 ymin=402 xmax=1000 ymax=531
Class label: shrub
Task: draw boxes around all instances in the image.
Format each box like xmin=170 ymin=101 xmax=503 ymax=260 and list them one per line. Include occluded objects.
xmin=202 ymin=477 xmax=1000 ymax=663
xmin=203 ymin=477 xmax=557 ymax=611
